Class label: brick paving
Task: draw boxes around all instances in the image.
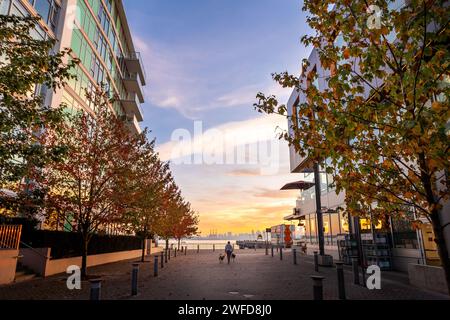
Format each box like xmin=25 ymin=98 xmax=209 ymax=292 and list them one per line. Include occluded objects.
xmin=0 ymin=249 xmax=448 ymax=300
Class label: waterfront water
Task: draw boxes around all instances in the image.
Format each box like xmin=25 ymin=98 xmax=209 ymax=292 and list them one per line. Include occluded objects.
xmin=156 ymin=239 xmax=239 ymax=250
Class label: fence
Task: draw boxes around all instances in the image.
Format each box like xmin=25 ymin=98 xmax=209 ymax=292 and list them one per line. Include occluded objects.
xmin=20 ymin=230 xmax=142 ymax=259
xmin=0 ymin=225 xmax=22 ymax=250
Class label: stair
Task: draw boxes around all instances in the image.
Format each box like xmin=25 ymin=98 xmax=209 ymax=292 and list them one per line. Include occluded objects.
xmin=15 ymin=263 xmax=38 ymax=283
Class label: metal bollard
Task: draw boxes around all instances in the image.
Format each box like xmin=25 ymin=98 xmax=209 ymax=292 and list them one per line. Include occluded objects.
xmin=311 ymin=276 xmax=325 ymax=300
xmin=154 ymin=256 xmax=159 ymax=277
xmin=185 ymin=246 xmax=187 ymax=255
xmin=174 ymin=248 xmax=177 ymax=257
xmin=314 ymin=251 xmax=319 ymax=272
xmin=280 ymin=247 xmax=283 ymax=260
xmin=161 ymin=251 xmax=164 ymax=268
xmin=197 ymin=244 xmax=200 ymax=253
xmin=271 ymin=246 xmax=274 ymax=257
xmin=168 ymin=249 xmax=171 ymax=260
xmin=165 ymin=249 xmax=168 ymax=264
xmin=276 ymin=246 xmax=279 ymax=253
xmin=336 ymin=262 xmax=346 ymax=300
xmin=293 ymin=249 xmax=297 ymax=265
xmin=265 ymin=244 xmax=269 ymax=256
xmin=181 ymin=246 xmax=183 ymax=253
xmin=131 ymin=263 xmax=139 ymax=296
xmin=352 ymin=257 xmax=360 ymax=285
xmin=213 ymin=244 xmax=215 ymax=252
xmin=89 ymin=279 xmax=102 ymax=300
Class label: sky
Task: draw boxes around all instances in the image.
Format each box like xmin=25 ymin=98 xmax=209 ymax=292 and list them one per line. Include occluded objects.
xmin=124 ymin=0 xmax=313 ymax=235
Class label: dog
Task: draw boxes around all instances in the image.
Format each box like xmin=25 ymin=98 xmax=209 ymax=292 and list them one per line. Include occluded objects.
xmin=231 ymin=253 xmax=236 ymax=262
xmin=219 ymin=254 xmax=225 ymax=263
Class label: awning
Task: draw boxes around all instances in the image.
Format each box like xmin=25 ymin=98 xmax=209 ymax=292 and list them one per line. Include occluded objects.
xmin=280 ymin=181 xmax=315 ymax=191
xmin=284 ymin=211 xmax=306 ymax=221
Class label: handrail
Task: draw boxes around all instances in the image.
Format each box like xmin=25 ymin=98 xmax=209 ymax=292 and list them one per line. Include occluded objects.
xmin=19 ymin=241 xmax=50 ymax=260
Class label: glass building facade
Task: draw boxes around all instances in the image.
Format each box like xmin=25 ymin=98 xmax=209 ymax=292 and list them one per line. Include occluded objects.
xmin=2 ymin=0 xmax=146 ymax=134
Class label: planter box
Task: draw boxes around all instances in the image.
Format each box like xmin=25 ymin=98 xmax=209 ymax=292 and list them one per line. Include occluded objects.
xmin=408 ymin=264 xmax=448 ymax=295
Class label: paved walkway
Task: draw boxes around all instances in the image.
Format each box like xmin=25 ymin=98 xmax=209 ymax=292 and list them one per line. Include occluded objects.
xmin=0 ymin=249 xmax=448 ymax=300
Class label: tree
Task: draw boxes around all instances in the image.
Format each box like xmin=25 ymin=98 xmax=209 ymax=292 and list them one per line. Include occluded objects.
xmin=123 ymin=141 xmax=172 ymax=262
xmin=254 ymin=0 xmax=449 ymax=293
xmin=173 ymin=206 xmax=199 ymax=249
xmin=37 ymin=89 xmax=145 ymax=278
xmin=0 ymin=15 xmax=77 ymax=211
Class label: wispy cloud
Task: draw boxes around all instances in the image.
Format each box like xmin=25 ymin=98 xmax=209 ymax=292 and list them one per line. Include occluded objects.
xmin=227 ymin=169 xmax=261 ymax=177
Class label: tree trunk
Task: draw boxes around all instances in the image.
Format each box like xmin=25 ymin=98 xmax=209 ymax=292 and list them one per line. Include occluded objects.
xmin=430 ymin=211 xmax=450 ymax=295
xmin=81 ymin=235 xmax=88 ymax=279
xmin=141 ymin=238 xmax=146 ymax=263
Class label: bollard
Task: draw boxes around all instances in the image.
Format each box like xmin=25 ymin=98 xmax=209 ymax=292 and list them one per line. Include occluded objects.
xmin=175 ymin=248 xmax=177 ymax=257
xmin=161 ymin=251 xmax=164 ymax=268
xmin=276 ymin=246 xmax=279 ymax=253
xmin=185 ymin=246 xmax=187 ymax=255
xmin=89 ymin=279 xmax=102 ymax=300
xmin=271 ymin=246 xmax=274 ymax=257
xmin=314 ymin=251 xmax=319 ymax=272
xmin=265 ymin=244 xmax=269 ymax=256
xmin=352 ymin=257 xmax=360 ymax=285
xmin=311 ymin=276 xmax=325 ymax=300
xmin=336 ymin=262 xmax=346 ymax=300
xmin=293 ymin=249 xmax=297 ymax=265
xmin=154 ymin=256 xmax=159 ymax=277
xmin=131 ymin=263 xmax=139 ymax=296
xmin=280 ymin=247 xmax=283 ymax=261
xmin=213 ymin=244 xmax=215 ymax=252
xmin=165 ymin=249 xmax=168 ymax=264
xmin=197 ymin=244 xmax=200 ymax=253
xmin=168 ymin=249 xmax=171 ymax=260
xmin=180 ymin=246 xmax=183 ymax=253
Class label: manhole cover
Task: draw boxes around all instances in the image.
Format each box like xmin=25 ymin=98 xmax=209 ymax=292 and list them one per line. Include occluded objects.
xmin=243 ymin=294 xmax=254 ymax=298
xmin=228 ymin=292 xmax=239 ymax=295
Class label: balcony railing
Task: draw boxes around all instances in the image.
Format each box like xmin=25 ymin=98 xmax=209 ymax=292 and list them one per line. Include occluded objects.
xmin=123 ymin=71 xmax=144 ymax=103
xmin=120 ymin=93 xmax=144 ymax=122
xmin=121 ymin=51 xmax=147 ymax=86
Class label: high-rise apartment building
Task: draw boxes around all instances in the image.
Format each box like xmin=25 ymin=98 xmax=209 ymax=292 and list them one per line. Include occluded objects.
xmin=1 ymin=0 xmax=146 ymax=134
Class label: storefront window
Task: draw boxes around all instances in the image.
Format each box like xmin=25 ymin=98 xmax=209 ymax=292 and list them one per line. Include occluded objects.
xmin=323 ymin=214 xmax=331 ymax=245
xmin=304 ymin=216 xmax=311 ymax=242
xmin=330 ymin=213 xmax=341 ymax=244
xmin=310 ymin=215 xmax=317 ymax=244
xmin=341 ymin=213 xmax=350 ymax=233
xmin=392 ymin=213 xmax=419 ymax=249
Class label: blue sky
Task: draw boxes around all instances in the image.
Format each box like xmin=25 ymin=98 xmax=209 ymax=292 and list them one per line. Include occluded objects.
xmin=124 ymin=0 xmax=313 ymax=234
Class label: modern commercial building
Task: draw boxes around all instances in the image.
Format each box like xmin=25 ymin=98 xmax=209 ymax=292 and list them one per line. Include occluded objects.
xmin=1 ymin=0 xmax=146 ymax=134
xmin=284 ymin=45 xmax=448 ymax=286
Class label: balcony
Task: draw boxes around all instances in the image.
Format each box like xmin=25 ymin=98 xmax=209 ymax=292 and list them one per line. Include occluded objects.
xmin=123 ymin=114 xmax=142 ymax=135
xmin=123 ymin=71 xmax=144 ymax=103
xmin=120 ymin=93 xmax=144 ymax=122
xmin=121 ymin=52 xmax=147 ymax=86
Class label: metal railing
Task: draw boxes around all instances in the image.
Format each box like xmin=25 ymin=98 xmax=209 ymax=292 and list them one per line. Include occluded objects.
xmin=126 ymin=51 xmax=147 ymax=80
xmin=0 ymin=225 xmax=22 ymax=250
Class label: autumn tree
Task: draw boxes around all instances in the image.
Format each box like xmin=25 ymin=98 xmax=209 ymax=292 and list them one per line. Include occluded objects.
xmin=37 ymin=89 xmax=145 ymax=277
xmin=255 ymin=0 xmax=450 ymax=292
xmin=123 ymin=141 xmax=172 ymax=262
xmin=173 ymin=205 xmax=199 ymax=249
xmin=0 ymin=15 xmax=77 ymax=212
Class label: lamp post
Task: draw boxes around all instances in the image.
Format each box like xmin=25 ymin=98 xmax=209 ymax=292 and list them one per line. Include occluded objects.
xmin=313 ymin=162 xmax=325 ymax=257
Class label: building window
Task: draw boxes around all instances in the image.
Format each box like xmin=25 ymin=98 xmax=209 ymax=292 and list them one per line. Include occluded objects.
xmin=310 ymin=215 xmax=317 ymax=244
xmin=330 ymin=213 xmax=341 ymax=243
xmin=392 ymin=212 xmax=419 ymax=249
